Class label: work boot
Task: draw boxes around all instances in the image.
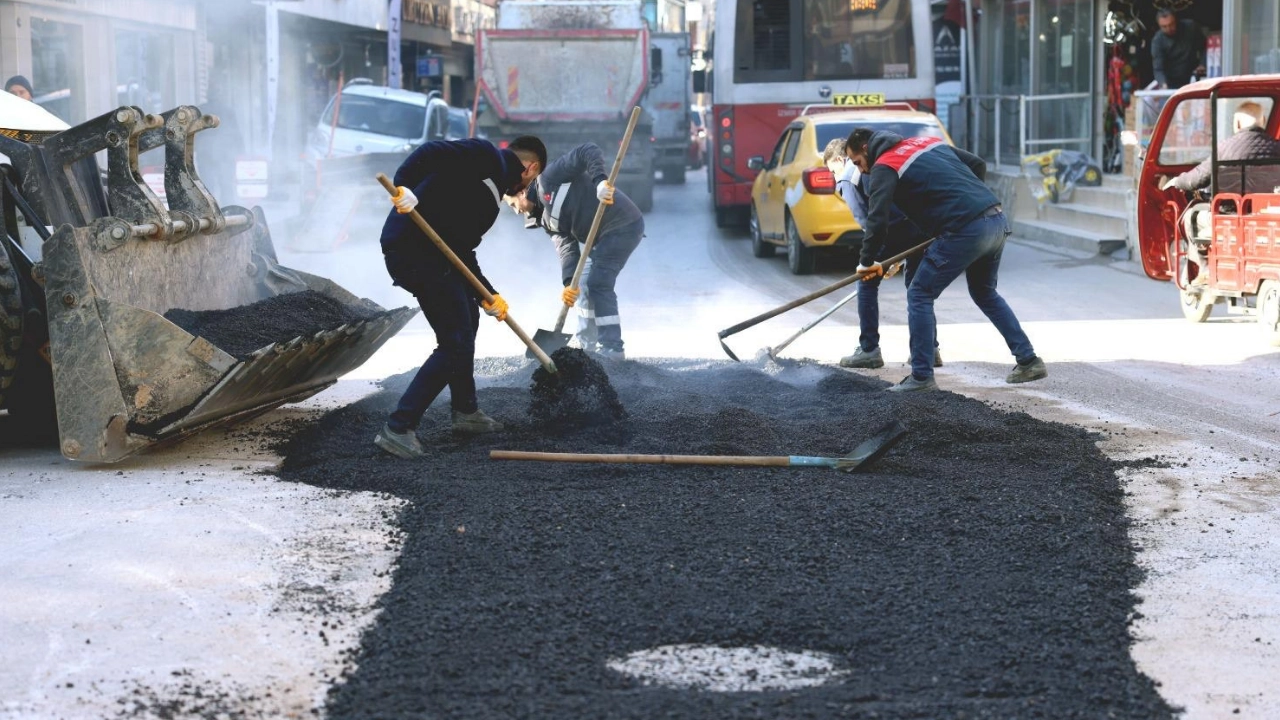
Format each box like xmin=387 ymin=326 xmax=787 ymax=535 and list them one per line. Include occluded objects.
xmin=886 ymin=375 xmax=938 ymax=393
xmin=594 ymin=345 xmax=626 ymax=361
xmin=452 ymin=409 xmax=504 ymax=433
xmin=1006 ymin=357 xmax=1048 ymax=384
xmin=374 ymin=424 xmax=425 ymax=459
xmin=933 ymin=348 xmax=943 ymax=368
xmin=839 ymin=346 xmax=884 ymax=369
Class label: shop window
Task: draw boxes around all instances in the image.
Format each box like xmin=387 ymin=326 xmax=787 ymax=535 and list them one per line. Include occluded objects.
xmin=116 ymin=28 xmax=175 ymax=111
xmin=31 ymin=18 xmax=84 ymax=124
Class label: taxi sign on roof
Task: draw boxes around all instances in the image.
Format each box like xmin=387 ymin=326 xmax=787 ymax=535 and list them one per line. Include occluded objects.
xmin=831 ymin=93 xmax=885 ymax=107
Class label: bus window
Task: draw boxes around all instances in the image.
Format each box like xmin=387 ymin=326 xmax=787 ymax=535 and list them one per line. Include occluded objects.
xmin=734 ymin=0 xmax=799 ymax=80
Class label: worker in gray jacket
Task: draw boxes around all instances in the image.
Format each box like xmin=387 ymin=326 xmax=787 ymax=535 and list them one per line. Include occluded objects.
xmin=508 ymin=143 xmax=644 ymax=359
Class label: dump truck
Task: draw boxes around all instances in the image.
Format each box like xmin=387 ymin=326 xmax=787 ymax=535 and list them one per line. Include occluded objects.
xmin=644 ymin=31 xmax=692 ymax=185
xmin=0 ymin=92 xmax=415 ymax=463
xmin=474 ymin=0 xmax=655 ymax=212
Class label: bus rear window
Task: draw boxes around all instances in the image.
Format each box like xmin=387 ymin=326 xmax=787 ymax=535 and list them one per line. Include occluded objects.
xmin=734 ymin=0 xmax=916 ymax=83
xmin=814 ymin=121 xmax=944 ymax=150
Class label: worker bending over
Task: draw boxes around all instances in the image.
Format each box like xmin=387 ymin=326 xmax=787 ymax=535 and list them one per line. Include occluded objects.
xmin=375 ymin=135 xmax=547 ymax=459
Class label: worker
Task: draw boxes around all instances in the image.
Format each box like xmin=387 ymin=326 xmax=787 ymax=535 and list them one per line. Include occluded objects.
xmin=821 ymin=138 xmax=940 ymax=371
xmin=845 ymin=128 xmax=1046 ymax=392
xmin=506 ymin=142 xmax=643 ymax=360
xmin=1160 ymin=101 xmax=1280 ymax=280
xmin=374 ymin=135 xmax=547 ymax=460
xmin=1151 ymin=9 xmax=1206 ymax=90
xmin=4 ymin=75 xmax=33 ymax=102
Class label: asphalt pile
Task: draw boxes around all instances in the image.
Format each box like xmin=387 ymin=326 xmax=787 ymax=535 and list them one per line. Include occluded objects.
xmin=529 ymin=347 xmax=627 ymax=433
xmin=164 ymin=290 xmax=381 ymax=359
xmin=275 ymin=356 xmax=1173 ymax=719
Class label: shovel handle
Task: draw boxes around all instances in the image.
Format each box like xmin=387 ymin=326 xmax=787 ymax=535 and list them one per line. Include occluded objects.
xmin=554 ymin=106 xmax=644 ymax=333
xmin=492 ymin=450 xmax=794 ymax=466
xmin=718 ymin=237 xmax=935 ymax=340
xmin=376 ymin=173 xmax=557 ymax=373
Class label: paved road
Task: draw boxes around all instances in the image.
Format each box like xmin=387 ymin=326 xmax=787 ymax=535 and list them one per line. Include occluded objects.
xmin=1 ymin=167 xmax=1277 ymax=718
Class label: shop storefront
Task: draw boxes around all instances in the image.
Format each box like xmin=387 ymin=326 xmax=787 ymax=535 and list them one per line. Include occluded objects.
xmin=0 ymin=0 xmax=200 ymax=126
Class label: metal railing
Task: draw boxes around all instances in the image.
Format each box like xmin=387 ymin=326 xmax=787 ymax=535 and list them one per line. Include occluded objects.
xmin=951 ymin=92 xmax=1095 ymax=167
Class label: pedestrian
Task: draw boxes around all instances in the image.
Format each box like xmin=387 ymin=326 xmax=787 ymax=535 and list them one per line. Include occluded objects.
xmin=844 ymin=128 xmax=1046 ymax=391
xmin=821 ymin=138 xmax=940 ymax=371
xmin=4 ymin=75 xmax=33 ymax=102
xmin=1151 ymin=9 xmax=1206 ymax=90
xmin=374 ymin=135 xmax=547 ymax=459
xmin=506 ymin=143 xmax=643 ymax=360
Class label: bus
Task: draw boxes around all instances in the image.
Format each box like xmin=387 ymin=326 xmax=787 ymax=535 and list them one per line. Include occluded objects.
xmin=698 ymin=0 xmax=936 ymax=227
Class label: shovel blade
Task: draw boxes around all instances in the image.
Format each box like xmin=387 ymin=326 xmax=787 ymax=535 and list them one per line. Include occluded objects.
xmin=841 ymin=420 xmax=908 ymax=473
xmin=527 ymin=328 xmax=572 ymax=360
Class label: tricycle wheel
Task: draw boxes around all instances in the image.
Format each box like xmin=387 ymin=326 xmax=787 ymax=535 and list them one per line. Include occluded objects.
xmin=1179 ymin=285 xmax=1213 ymax=323
xmin=1258 ymin=279 xmax=1280 ymax=347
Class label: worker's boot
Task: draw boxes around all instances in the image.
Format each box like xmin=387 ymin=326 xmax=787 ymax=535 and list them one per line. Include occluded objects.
xmin=1006 ymin=357 xmax=1048 ymax=384
xmin=452 ymin=409 xmax=504 ymax=433
xmin=886 ymin=375 xmax=938 ymax=393
xmin=933 ymin=348 xmax=943 ymax=368
xmin=374 ymin=424 xmax=425 ymax=459
xmin=839 ymin=346 xmax=884 ymax=369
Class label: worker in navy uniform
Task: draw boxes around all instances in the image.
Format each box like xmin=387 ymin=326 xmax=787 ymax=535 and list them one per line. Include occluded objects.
xmin=845 ymin=128 xmax=1046 ymax=392
xmin=374 ymin=135 xmax=547 ymax=459
xmin=506 ymin=142 xmax=644 ymax=360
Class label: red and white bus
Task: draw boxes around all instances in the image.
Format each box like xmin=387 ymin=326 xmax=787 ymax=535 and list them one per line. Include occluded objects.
xmin=699 ymin=0 xmax=936 ymax=226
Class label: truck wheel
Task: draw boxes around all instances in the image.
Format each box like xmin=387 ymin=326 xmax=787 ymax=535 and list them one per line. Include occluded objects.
xmin=1259 ymin=279 xmax=1280 ymax=346
xmin=634 ymin=180 xmax=654 ymax=213
xmin=663 ymin=165 xmax=686 ymax=185
xmin=0 ymin=247 xmax=23 ymax=407
xmin=750 ymin=204 xmax=775 ymax=258
xmin=786 ymin=215 xmax=816 ymax=275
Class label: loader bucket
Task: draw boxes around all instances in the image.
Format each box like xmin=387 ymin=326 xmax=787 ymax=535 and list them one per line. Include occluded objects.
xmin=31 ymin=105 xmax=415 ymax=463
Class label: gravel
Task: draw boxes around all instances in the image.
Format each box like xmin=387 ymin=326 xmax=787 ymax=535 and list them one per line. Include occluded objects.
xmin=164 ymin=290 xmax=381 ymax=359
xmin=530 ymin=348 xmax=627 ymax=433
xmin=275 ymin=355 xmax=1174 ymax=719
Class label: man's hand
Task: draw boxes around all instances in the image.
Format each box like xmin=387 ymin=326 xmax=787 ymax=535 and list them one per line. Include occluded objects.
xmin=561 ymin=286 xmax=580 ymax=306
xmin=1159 ymin=176 xmax=1178 ymax=192
xmin=884 ymin=260 xmax=905 ymax=279
xmin=392 ymin=186 xmax=418 ymax=214
xmin=596 ymin=181 xmax=615 ymax=205
xmin=481 ymin=294 xmax=508 ymax=322
xmin=857 ymin=262 xmax=884 ymax=281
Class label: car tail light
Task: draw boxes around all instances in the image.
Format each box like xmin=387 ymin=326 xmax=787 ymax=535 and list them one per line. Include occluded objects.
xmin=498 ymin=140 xmax=510 ymax=149
xmin=803 ymin=167 xmax=836 ymax=194
xmin=717 ymin=108 xmax=734 ymax=168
xmin=813 ymin=232 xmax=832 ymax=241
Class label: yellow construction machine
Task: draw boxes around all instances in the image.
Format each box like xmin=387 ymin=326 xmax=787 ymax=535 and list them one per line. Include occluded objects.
xmin=0 ymin=93 xmax=414 ymax=463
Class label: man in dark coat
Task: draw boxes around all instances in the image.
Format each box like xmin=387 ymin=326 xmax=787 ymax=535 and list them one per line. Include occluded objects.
xmin=1151 ymin=9 xmax=1206 ymax=90
xmin=507 ymin=143 xmax=643 ymax=359
xmin=374 ymin=135 xmax=546 ymax=459
xmin=846 ymin=128 xmax=1046 ymax=391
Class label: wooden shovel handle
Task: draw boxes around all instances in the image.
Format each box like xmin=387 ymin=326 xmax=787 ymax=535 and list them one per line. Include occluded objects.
xmin=554 ymin=106 xmax=645 ymax=333
xmin=491 ymin=450 xmax=791 ymax=466
xmin=376 ymin=173 xmax=556 ymax=372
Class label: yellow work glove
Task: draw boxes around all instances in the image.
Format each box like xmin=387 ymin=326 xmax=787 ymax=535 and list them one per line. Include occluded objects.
xmin=856 ymin=262 xmax=884 ymax=282
xmin=561 ymin=286 xmax=580 ymax=306
xmin=391 ymin=186 xmax=418 ymax=214
xmin=481 ymin=294 xmax=508 ymax=322
xmin=596 ymin=180 xmax=615 ymax=205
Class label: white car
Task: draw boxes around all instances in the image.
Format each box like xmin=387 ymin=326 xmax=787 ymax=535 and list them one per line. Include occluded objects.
xmin=307 ymin=80 xmax=450 ymax=160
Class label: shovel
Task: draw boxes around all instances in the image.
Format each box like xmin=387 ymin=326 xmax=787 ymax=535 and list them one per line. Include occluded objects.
xmin=717 ymin=238 xmax=934 ymax=362
xmin=767 ymin=285 xmax=859 ymax=360
xmin=491 ymin=420 xmax=908 ymax=474
xmin=376 ymin=173 xmax=557 ymax=374
xmin=529 ymin=106 xmax=644 ymax=358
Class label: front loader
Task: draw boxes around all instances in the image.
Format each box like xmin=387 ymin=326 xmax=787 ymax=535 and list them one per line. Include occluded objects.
xmin=0 ymin=94 xmax=415 ymax=463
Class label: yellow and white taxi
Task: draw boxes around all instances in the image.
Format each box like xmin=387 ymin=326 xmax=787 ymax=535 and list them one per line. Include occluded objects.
xmin=747 ymin=106 xmax=951 ymax=275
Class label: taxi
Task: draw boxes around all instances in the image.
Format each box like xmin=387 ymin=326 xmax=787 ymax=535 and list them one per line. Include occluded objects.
xmin=747 ymin=103 xmax=951 ymax=274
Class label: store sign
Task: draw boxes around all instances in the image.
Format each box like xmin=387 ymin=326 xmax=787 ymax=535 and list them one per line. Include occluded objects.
xmin=403 ymin=0 xmax=451 ymax=30
xmin=452 ymin=0 xmax=496 ymax=44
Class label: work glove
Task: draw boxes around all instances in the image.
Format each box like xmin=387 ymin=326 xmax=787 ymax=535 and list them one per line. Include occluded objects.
xmin=884 ymin=260 xmax=905 ymax=279
xmin=561 ymin=286 xmax=580 ymax=306
xmin=391 ymin=186 xmax=418 ymax=214
xmin=856 ymin=262 xmax=884 ymax=281
xmin=1159 ymin=176 xmax=1178 ymax=192
xmin=481 ymin=294 xmax=508 ymax=322
xmin=596 ymin=180 xmax=615 ymax=205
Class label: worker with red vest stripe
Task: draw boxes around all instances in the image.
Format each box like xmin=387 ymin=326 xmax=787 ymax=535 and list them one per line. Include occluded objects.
xmin=844 ymin=129 xmax=1047 ymax=392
